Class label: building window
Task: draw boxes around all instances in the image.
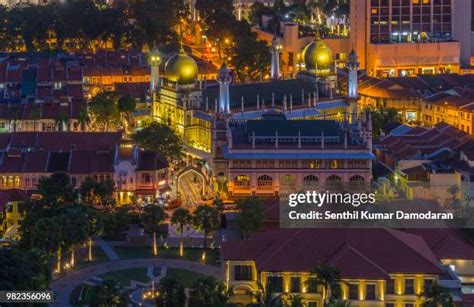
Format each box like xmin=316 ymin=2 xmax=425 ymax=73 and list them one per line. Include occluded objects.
xmin=385 ymin=304 xmax=395 ymax=307
xmin=423 ymin=279 xmax=434 ymax=292
xmin=307 ymin=277 xmax=318 ymax=293
xmin=266 ymin=276 xmax=283 ymax=292
xmin=234 ymin=265 xmax=252 ymax=281
xmin=326 ymin=175 xmax=342 ymax=186
xmin=349 ymin=175 xmax=365 ymax=188
xmin=290 ymin=276 xmax=301 ymax=293
xmin=405 ymin=304 xmax=414 ymax=307
xmin=235 ymin=175 xmax=250 ymax=187
xmin=257 ymin=175 xmax=273 ymax=187
xmin=309 ymin=160 xmax=321 ymax=169
xmin=280 ymin=175 xmax=296 ymax=189
xmin=141 ymin=173 xmax=151 ymax=183
xmin=404 ymin=279 xmax=414 ymax=295
xmin=386 ymin=279 xmax=395 ymax=295
xmin=366 ymin=284 xmax=376 ymax=300
xmin=349 ymin=284 xmax=359 ymax=300
xmin=303 ymin=175 xmax=319 ymax=187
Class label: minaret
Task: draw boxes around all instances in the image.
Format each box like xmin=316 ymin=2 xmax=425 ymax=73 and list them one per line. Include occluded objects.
xmin=217 ymin=63 xmax=232 ymax=115
xmin=347 ymin=49 xmax=359 ymax=124
xmin=149 ymin=48 xmax=162 ymax=92
xmin=270 ymin=36 xmax=281 ymax=80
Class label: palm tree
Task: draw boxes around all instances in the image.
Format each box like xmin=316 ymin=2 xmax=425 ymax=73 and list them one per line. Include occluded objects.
xmin=78 ymin=107 xmax=90 ymax=131
xmin=95 ymin=279 xmax=129 ymax=307
xmin=192 ymin=205 xmax=219 ymax=261
xmin=188 ymin=276 xmax=231 ymax=307
xmin=284 ymin=294 xmax=305 ymax=307
xmin=252 ymin=282 xmax=283 ymax=307
xmin=85 ymin=208 xmax=103 ymax=262
xmin=420 ymin=282 xmax=454 ymax=307
xmin=155 ymin=278 xmax=186 ymax=307
xmin=170 ymin=207 xmax=191 ymax=257
xmin=140 ymin=204 xmax=168 ymax=256
xmin=306 ymin=264 xmax=342 ymax=306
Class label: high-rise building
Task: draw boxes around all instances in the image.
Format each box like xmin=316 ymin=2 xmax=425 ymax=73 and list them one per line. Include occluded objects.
xmin=350 ymin=0 xmax=472 ymax=77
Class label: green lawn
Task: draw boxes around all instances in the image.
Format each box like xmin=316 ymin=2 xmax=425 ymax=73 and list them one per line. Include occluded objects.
xmin=75 ymin=246 xmax=109 ymax=269
xmin=70 ymin=284 xmax=98 ymax=306
xmin=165 ymin=268 xmax=208 ymax=288
xmin=113 ymin=246 xmax=220 ymax=266
xmin=99 ymin=267 xmax=150 ymax=286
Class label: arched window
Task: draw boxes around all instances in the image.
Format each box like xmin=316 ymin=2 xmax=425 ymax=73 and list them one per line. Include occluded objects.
xmin=349 ymin=175 xmax=365 ymax=188
xmin=235 ymin=175 xmax=250 ymax=187
xmin=280 ymin=175 xmax=296 ymax=188
xmin=257 ymin=175 xmax=273 ymax=187
xmin=349 ymin=175 xmax=365 ymax=182
xmin=327 ymin=175 xmax=342 ymax=182
xmin=303 ymin=175 xmax=319 ymax=187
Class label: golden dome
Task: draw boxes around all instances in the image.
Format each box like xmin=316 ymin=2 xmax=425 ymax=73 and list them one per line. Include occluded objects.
xmin=302 ymin=37 xmax=333 ymax=75
xmin=164 ymin=48 xmax=198 ymax=84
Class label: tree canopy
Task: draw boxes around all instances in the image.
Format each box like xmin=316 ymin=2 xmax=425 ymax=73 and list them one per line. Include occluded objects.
xmin=235 ymin=196 xmax=264 ymax=239
xmin=132 ymin=121 xmax=184 ymax=164
xmin=0 ymin=0 xmax=186 ymax=52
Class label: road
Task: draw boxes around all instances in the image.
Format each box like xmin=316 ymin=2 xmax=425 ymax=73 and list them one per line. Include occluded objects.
xmin=50 ymin=258 xmax=222 ymax=307
xmin=179 ymin=172 xmax=203 ymax=208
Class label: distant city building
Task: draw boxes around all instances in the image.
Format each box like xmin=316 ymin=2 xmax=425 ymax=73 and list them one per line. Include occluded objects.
xmin=375 ymin=122 xmax=473 ymax=203
xmin=350 ymin=0 xmax=472 ymax=77
xmin=352 ymin=73 xmax=474 ymax=135
xmin=254 ymin=22 xmax=351 ymax=77
xmin=0 ymin=132 xmax=168 ymax=204
xmin=152 ymin=37 xmax=361 ymax=176
xmin=216 ymin=114 xmax=373 ymax=197
xmin=150 ymin=36 xmax=368 ymax=198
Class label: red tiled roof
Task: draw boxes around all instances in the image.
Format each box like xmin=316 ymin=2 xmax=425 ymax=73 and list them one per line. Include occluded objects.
xmin=404 ymin=228 xmax=474 ymax=260
xmin=0 ymin=62 xmax=7 ymax=83
xmin=0 ymin=153 xmax=23 ymax=173
xmin=67 ymin=66 xmax=83 ymax=81
xmin=222 ymin=228 xmax=444 ymax=278
xmin=23 ymin=151 xmax=48 ymax=173
xmin=69 ymin=150 xmax=114 ymax=174
xmin=380 ymin=123 xmax=472 ymax=159
xmin=6 ymin=132 xmax=122 ymax=151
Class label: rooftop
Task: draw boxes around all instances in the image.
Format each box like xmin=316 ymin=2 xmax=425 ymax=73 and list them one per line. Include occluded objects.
xmin=222 ymin=228 xmax=444 ymax=278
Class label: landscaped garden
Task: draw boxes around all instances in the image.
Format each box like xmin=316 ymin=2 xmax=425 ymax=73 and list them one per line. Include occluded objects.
xmin=165 ymin=268 xmax=208 ymax=288
xmin=99 ymin=267 xmax=150 ymax=286
xmin=112 ymin=246 xmax=221 ymax=266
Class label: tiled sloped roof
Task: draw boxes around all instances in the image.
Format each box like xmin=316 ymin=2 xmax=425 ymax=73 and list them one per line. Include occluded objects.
xmin=404 ymin=228 xmax=474 ymax=260
xmin=137 ymin=151 xmax=168 ymax=171
xmin=222 ymin=228 xmax=444 ymax=278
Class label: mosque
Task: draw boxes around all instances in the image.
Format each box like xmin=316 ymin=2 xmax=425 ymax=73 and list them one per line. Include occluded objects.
xmin=150 ymin=38 xmax=372 ymax=196
xmin=151 ymin=37 xmax=360 ymax=156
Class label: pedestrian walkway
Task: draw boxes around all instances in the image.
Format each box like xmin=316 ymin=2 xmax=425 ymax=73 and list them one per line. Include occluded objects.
xmin=93 ymin=237 xmax=120 ymax=261
xmin=50 ymin=258 xmax=222 ymax=307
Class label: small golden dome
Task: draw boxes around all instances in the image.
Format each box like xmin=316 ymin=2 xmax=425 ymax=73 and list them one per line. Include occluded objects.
xmin=164 ymin=48 xmax=198 ymax=84
xmin=302 ymin=37 xmax=334 ymax=75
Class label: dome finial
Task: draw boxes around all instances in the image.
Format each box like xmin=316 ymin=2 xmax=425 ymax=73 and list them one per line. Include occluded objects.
xmin=164 ymin=47 xmax=198 ymax=84
xmin=301 ymin=36 xmax=334 ymax=76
